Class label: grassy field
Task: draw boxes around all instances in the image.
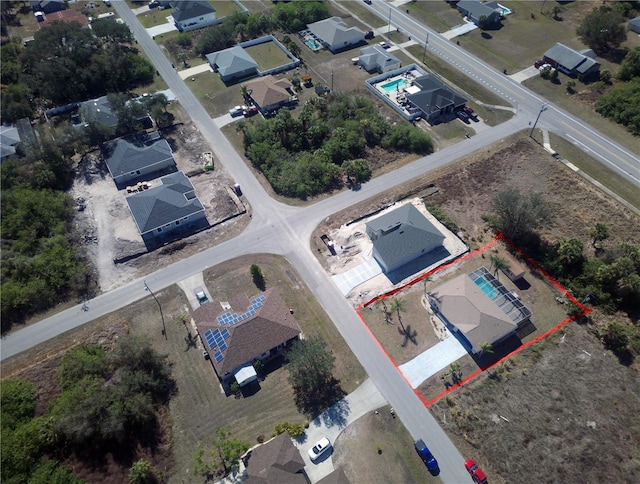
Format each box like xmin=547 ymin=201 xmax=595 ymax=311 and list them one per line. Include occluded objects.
xmin=430 ymin=327 xmax=640 ymax=484
xmin=210 ymin=1 xmax=243 ymax=19
xmin=524 ymin=75 xmax=640 ymax=156
xmin=245 ymin=40 xmax=292 ymax=71
xmin=547 ymin=132 xmax=640 ymax=210
xmin=137 ymin=6 xmax=173 ymax=29
xmin=334 ymin=0 xmax=387 ymax=29
xmin=333 ymin=405 xmax=441 ymax=484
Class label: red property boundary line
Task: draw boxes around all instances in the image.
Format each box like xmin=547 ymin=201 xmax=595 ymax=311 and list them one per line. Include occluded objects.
xmin=354 ymin=233 xmax=592 ymax=409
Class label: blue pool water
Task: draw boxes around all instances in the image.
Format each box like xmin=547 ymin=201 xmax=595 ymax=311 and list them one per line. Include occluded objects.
xmin=473 ymin=276 xmax=498 ymax=299
xmin=381 ymin=79 xmax=407 ymax=93
xmin=305 ymin=38 xmax=321 ymax=50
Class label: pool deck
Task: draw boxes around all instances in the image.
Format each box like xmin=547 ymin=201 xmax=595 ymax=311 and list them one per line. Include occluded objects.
xmin=372 ymin=69 xmax=422 ymax=115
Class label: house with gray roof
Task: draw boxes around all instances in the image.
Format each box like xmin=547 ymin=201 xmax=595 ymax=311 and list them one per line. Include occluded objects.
xmin=192 ymin=288 xmax=301 ymax=385
xmin=0 ymin=126 xmax=20 ymax=161
xmin=428 ymin=267 xmax=531 ymax=354
xmin=30 ymin=0 xmax=65 ymax=14
xmin=456 ymin=0 xmax=502 ymax=26
xmin=543 ymin=42 xmax=600 ymax=78
xmin=406 ymin=74 xmax=467 ymax=122
xmin=125 ymin=171 xmax=206 ymax=246
xmin=358 ymin=45 xmax=401 ymax=73
xmin=307 ymin=17 xmax=365 ymax=53
xmin=206 ymin=45 xmax=259 ymax=83
xmin=629 ymin=16 xmax=640 ymax=34
xmin=80 ymin=95 xmax=151 ymax=132
xmin=366 ymin=203 xmax=445 ymax=273
xmin=245 ymin=433 xmax=307 ymax=484
xmin=101 ymin=131 xmax=176 ymax=188
xmin=171 ymin=1 xmax=216 ymax=32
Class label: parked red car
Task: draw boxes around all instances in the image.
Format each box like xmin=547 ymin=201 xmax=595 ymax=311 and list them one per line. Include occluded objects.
xmin=465 ymin=459 xmax=488 ymax=484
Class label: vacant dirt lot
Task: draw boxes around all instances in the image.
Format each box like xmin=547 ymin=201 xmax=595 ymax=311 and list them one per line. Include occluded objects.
xmin=71 ymin=120 xmax=249 ymax=292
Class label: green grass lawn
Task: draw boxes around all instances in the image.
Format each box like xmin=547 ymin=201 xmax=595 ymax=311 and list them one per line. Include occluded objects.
xmin=524 ymin=75 xmax=640 ymax=155
xmin=547 ymin=132 xmax=640 ymax=210
xmin=138 ymin=7 xmax=173 ymax=28
xmin=334 ymin=0 xmax=386 ymax=29
xmin=186 ymin=71 xmax=245 ymax=117
xmin=210 ymin=1 xmax=243 ymax=18
xmin=245 ymin=41 xmax=291 ymax=71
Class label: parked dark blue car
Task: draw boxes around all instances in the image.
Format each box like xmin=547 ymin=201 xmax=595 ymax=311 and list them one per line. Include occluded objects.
xmin=415 ymin=439 xmax=439 ymax=474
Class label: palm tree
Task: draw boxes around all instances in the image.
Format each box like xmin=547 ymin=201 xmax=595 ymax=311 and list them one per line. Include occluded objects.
xmin=175 ymin=312 xmax=190 ymax=328
xmin=479 ymin=342 xmax=494 ymax=355
xmin=489 ymin=254 xmax=509 ymax=279
xmin=390 ymin=297 xmax=407 ymax=333
xmin=240 ymin=84 xmax=251 ymax=103
xmin=177 ymin=52 xmax=188 ymax=68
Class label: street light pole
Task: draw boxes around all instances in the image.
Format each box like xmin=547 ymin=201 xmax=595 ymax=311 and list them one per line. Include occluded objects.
xmin=388 ymin=7 xmax=391 ymax=35
xmin=529 ymin=104 xmax=548 ymax=138
xmin=144 ymin=280 xmax=167 ymax=340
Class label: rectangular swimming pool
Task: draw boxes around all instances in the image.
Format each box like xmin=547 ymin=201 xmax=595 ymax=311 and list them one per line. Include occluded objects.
xmin=381 ymin=79 xmax=407 ymax=93
xmin=473 ymin=276 xmax=498 ymax=299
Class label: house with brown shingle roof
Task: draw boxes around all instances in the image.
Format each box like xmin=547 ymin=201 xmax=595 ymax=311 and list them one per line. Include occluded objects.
xmin=244 ymin=75 xmax=297 ymax=115
xmin=428 ymin=267 xmax=531 ymax=354
xmin=245 ymin=433 xmax=306 ymax=484
xmin=192 ymin=288 xmax=302 ymax=384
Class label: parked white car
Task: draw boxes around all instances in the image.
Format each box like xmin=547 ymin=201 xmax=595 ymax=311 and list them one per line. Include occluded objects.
xmin=308 ymin=436 xmax=331 ymax=461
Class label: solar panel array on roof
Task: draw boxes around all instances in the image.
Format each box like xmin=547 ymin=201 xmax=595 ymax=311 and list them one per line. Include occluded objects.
xmin=215 ymin=295 xmax=267 ymax=326
xmin=203 ymin=327 xmax=232 ymax=361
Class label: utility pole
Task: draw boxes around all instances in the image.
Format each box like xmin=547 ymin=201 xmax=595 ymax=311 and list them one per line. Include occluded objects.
xmin=529 ymin=104 xmax=548 ymax=138
xmin=331 ymin=70 xmax=334 ymax=93
xmin=388 ymin=7 xmax=392 ymax=34
xmin=422 ymin=33 xmax=429 ymax=64
xmin=144 ymin=280 xmax=167 ymax=340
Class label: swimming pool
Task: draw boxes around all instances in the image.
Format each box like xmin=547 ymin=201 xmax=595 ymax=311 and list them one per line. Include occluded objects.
xmin=304 ymin=38 xmax=321 ymax=50
xmin=381 ymin=79 xmax=407 ymax=93
xmin=473 ymin=276 xmax=498 ymax=299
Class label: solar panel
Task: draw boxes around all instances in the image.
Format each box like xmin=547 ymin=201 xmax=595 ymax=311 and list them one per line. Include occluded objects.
xmin=221 ymin=328 xmax=230 ymax=339
xmin=219 ymin=342 xmax=227 ymax=351
xmin=214 ymin=351 xmax=224 ymax=363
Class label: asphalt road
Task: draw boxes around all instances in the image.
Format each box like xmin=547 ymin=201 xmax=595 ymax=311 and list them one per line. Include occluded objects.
xmin=366 ymin=0 xmax=640 ymax=185
xmin=3 ymin=2 xmax=639 ymax=483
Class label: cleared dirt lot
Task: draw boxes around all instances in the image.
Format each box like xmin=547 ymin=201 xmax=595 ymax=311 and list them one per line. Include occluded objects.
xmin=71 ymin=117 xmax=249 ymax=292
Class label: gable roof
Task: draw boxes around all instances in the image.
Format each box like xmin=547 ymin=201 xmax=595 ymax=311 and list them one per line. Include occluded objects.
xmin=245 ymin=75 xmax=294 ymax=109
xmin=125 ymin=171 xmax=204 ymax=234
xmin=307 ymin=16 xmax=364 ymax=48
xmin=359 ymin=45 xmax=400 ymax=71
xmin=171 ymin=1 xmax=215 ymax=22
xmin=245 ymin=433 xmax=306 ymax=484
xmin=367 ymin=203 xmax=445 ymax=271
xmin=0 ymin=126 xmax=20 ymax=160
xmin=317 ymin=468 xmax=351 ymax=484
xmin=101 ymin=131 xmax=174 ymax=180
xmin=192 ymin=288 xmax=301 ymax=376
xmin=206 ymin=45 xmax=258 ymax=77
xmin=543 ymin=43 xmax=600 ymax=73
xmin=407 ymin=75 xmax=467 ymax=115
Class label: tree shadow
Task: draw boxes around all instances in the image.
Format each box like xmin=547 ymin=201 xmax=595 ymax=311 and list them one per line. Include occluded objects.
xmin=184 ymin=331 xmax=198 ymax=351
xmin=399 ymin=324 xmax=418 ymax=347
xmin=313 ymin=393 xmax=350 ymax=430
xmin=294 ymin=376 xmax=346 ymax=421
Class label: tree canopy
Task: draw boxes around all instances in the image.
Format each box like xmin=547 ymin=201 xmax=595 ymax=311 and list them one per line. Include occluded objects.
xmin=241 ymin=94 xmax=432 ymax=198
xmin=484 ymin=188 xmax=552 ymax=242
xmin=576 ymin=5 xmax=627 ymax=54
xmin=595 ymin=80 xmax=640 ymax=135
xmin=193 ymin=427 xmax=250 ymax=478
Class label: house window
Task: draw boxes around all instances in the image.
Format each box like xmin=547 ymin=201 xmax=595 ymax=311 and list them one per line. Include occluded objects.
xmin=136 ymin=170 xmax=141 ymax=175
xmin=175 ymin=220 xmax=180 ymax=225
xmin=277 ymin=343 xmax=284 ymax=351
xmin=157 ymin=227 xmax=162 ymax=232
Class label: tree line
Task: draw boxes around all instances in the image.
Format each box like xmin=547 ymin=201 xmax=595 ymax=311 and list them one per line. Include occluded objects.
xmin=238 ymin=93 xmax=433 ymax=199
xmin=1 ymin=19 xmax=155 ymax=123
xmin=1 ymin=336 xmax=175 ymax=483
xmin=192 ymin=1 xmax=329 ymax=57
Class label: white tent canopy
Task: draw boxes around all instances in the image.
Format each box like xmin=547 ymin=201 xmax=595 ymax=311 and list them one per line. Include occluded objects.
xmin=235 ymin=364 xmax=258 ymax=386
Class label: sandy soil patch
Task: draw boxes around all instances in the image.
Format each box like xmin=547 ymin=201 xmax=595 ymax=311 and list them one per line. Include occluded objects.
xmin=71 ymin=120 xmax=249 ymax=293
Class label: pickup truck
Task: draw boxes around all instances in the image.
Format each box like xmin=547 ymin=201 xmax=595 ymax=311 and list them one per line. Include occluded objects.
xmin=414 ymin=439 xmax=439 ymax=474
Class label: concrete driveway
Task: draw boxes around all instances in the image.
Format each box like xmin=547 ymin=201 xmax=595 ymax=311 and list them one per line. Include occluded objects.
xmin=295 ymin=378 xmax=387 ymax=483
xmin=146 ymin=18 xmax=177 ymax=37
xmin=177 ymin=274 xmax=212 ymax=310
xmin=399 ymin=333 xmax=467 ymax=387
